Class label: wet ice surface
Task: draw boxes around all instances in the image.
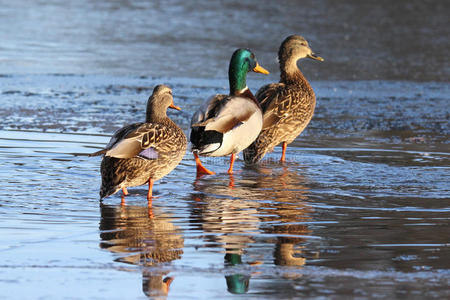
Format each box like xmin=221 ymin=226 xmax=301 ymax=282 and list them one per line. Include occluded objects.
xmin=0 ymin=75 xmax=449 ymax=299
xmin=1 ymin=0 xmax=450 ymax=298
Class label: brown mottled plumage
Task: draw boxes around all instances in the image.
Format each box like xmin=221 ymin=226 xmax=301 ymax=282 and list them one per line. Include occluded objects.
xmin=92 ymin=85 xmax=187 ymax=202
xmin=243 ymin=35 xmax=323 ymax=164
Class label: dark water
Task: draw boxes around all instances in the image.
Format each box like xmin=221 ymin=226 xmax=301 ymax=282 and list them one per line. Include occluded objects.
xmin=1 ymin=1 xmax=450 ymax=299
xmin=1 ymin=0 xmax=449 ymax=81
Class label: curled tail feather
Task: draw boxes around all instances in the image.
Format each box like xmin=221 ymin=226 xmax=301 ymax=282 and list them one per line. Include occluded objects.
xmin=89 ymin=149 xmax=107 ymax=157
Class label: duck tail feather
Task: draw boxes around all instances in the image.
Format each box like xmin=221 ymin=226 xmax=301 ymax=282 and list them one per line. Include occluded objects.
xmin=89 ymin=149 xmax=107 ymax=157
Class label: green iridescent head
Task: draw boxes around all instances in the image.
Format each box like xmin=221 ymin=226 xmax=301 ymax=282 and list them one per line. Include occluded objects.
xmin=228 ymin=48 xmax=269 ymax=95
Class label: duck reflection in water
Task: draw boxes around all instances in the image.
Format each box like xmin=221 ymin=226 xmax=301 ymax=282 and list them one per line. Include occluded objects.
xmin=191 ymin=165 xmax=314 ymax=293
xmin=224 ymin=250 xmax=251 ymax=294
xmin=190 ymin=180 xmax=259 ymax=294
xmin=254 ymin=166 xmax=313 ymax=271
xmin=99 ymin=203 xmax=183 ymax=298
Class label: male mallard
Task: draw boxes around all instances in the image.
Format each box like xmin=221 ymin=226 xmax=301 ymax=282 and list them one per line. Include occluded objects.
xmin=243 ymin=35 xmax=323 ymax=164
xmin=190 ymin=48 xmax=269 ymax=175
xmin=91 ymin=85 xmax=187 ymax=206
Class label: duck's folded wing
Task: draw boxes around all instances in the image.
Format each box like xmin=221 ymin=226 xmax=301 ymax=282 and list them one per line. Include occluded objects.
xmin=105 ymin=123 xmax=167 ymax=159
xmin=256 ymin=84 xmax=296 ymax=130
xmin=190 ymin=94 xmax=228 ymax=126
xmin=89 ymin=123 xmax=143 ymax=156
xmin=256 ymin=83 xmax=283 ymax=110
xmin=200 ymin=96 xmax=257 ymax=133
xmin=105 ymin=123 xmax=143 ymax=149
xmin=202 ymin=114 xmax=246 ymax=133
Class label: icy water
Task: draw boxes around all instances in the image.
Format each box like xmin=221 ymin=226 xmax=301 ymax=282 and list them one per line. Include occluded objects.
xmin=1 ymin=75 xmax=449 ymax=299
xmin=1 ymin=0 xmax=450 ymax=299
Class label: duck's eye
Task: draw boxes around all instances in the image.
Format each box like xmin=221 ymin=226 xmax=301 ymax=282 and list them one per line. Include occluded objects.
xmin=246 ymin=58 xmax=256 ymax=68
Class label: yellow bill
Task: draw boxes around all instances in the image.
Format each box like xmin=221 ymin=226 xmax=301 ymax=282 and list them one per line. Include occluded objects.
xmin=253 ymin=63 xmax=270 ymax=74
xmin=307 ymin=53 xmax=324 ymax=61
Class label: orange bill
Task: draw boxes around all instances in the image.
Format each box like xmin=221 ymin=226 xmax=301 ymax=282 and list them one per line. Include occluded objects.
xmin=169 ymin=102 xmax=182 ymax=110
xmin=253 ymin=62 xmax=270 ymax=74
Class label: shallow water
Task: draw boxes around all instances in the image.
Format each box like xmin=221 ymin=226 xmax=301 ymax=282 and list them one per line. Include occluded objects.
xmin=1 ymin=0 xmax=450 ymax=299
xmin=0 ymin=75 xmax=449 ymax=299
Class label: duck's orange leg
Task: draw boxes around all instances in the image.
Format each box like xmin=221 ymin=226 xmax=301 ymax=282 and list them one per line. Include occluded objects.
xmin=194 ymin=152 xmax=215 ymax=176
xmin=227 ymin=153 xmax=236 ymax=174
xmin=122 ymin=187 xmax=129 ymax=196
xmin=148 ymin=207 xmax=154 ymax=219
xmin=147 ymin=178 xmax=154 ymax=208
xmin=162 ymin=277 xmax=174 ymax=294
xmin=228 ymin=173 xmax=235 ymax=188
xmin=280 ymin=142 xmax=287 ymax=163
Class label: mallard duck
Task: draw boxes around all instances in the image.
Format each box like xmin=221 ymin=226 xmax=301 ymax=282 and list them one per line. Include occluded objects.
xmin=243 ymin=35 xmax=323 ymax=164
xmin=190 ymin=48 xmax=269 ymax=175
xmin=91 ymin=85 xmax=187 ymax=206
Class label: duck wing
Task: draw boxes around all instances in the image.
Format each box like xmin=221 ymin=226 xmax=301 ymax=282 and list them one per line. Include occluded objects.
xmin=89 ymin=123 xmax=143 ymax=156
xmin=192 ymin=95 xmax=257 ymax=134
xmin=191 ymin=94 xmax=228 ymax=125
xmin=104 ymin=123 xmax=174 ymax=160
xmin=256 ymin=83 xmax=301 ymax=130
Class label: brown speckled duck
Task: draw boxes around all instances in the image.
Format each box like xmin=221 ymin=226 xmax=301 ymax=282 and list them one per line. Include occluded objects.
xmin=243 ymin=35 xmax=323 ymax=164
xmin=91 ymin=85 xmax=187 ymax=206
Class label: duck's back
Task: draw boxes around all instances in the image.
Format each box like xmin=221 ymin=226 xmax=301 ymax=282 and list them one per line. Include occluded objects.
xmin=190 ymin=94 xmax=262 ymax=156
xmin=257 ymin=81 xmax=315 ymax=135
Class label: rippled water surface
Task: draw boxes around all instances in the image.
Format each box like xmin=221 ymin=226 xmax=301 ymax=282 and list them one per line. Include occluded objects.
xmin=1 ymin=75 xmax=448 ymax=299
xmin=1 ymin=0 xmax=450 ymax=299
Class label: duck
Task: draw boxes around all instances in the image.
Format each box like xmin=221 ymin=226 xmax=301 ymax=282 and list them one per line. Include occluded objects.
xmin=190 ymin=48 xmax=269 ymax=176
xmin=243 ymin=35 xmax=323 ymax=164
xmin=91 ymin=84 xmax=187 ymax=207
